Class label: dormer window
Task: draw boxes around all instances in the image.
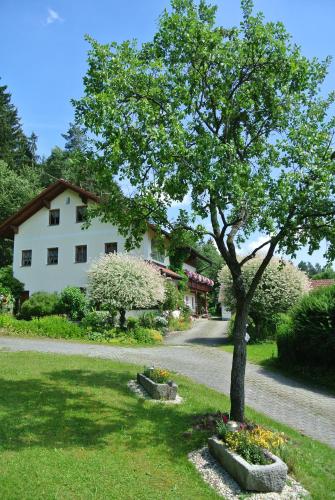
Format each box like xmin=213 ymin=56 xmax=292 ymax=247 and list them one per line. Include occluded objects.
xmin=49 ymin=209 xmax=60 ymax=226
xmin=151 ymin=239 xmax=165 ymax=264
xmin=76 ymin=206 xmax=87 ymax=223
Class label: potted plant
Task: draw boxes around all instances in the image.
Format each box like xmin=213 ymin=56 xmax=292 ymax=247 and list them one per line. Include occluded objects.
xmin=137 ymin=366 xmax=178 ymax=400
xmin=208 ymin=417 xmax=287 ymax=493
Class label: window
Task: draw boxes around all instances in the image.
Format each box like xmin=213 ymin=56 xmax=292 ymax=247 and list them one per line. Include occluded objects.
xmin=105 ymin=242 xmax=117 ymax=254
xmin=49 ymin=209 xmax=60 ymax=226
xmin=76 ymin=205 xmax=87 ymax=223
xmin=151 ymin=239 xmax=165 ymax=263
xmin=21 ymin=250 xmax=32 ymax=267
xmin=75 ymin=245 xmax=87 ymax=263
xmin=47 ymin=247 xmax=58 ymax=265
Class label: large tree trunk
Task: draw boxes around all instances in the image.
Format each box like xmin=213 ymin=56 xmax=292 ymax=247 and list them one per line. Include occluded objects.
xmin=230 ymin=299 xmax=249 ymax=422
xmin=119 ymin=308 xmax=126 ymax=329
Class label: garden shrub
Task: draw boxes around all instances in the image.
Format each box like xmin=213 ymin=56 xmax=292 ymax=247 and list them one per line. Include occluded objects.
xmin=87 ymin=253 xmax=165 ymax=328
xmin=81 ymin=310 xmax=115 ymax=332
xmin=86 ymin=326 xmax=162 ymax=345
xmin=219 ymin=259 xmax=308 ymax=342
xmin=0 ymin=286 xmax=14 ymax=313
xmin=277 ymin=285 xmax=335 ymax=368
xmin=20 ymin=292 xmax=59 ymax=320
xmin=168 ymin=316 xmax=191 ymax=331
xmin=57 ymin=286 xmax=88 ymax=320
xmin=139 ymin=311 xmax=158 ymax=329
xmin=126 ymin=316 xmax=139 ymax=330
xmin=0 ymin=266 xmax=24 ymax=301
xmin=162 ymin=281 xmax=182 ymax=311
xmin=0 ymin=314 xmax=85 ymax=339
xmin=131 ymin=327 xmax=162 ymax=344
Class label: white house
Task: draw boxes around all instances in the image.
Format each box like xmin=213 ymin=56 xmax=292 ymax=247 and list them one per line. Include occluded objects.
xmin=0 ymin=180 xmax=213 ymax=314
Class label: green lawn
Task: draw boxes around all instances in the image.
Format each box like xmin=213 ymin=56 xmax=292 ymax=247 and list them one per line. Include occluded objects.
xmin=0 ymin=352 xmax=334 ymax=499
xmin=221 ymin=341 xmax=278 ymax=365
xmin=221 ymin=341 xmax=335 ymax=395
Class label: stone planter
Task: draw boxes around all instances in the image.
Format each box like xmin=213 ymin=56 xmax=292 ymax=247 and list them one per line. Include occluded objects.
xmin=208 ymin=436 xmax=287 ymax=493
xmin=137 ymin=373 xmax=178 ymax=400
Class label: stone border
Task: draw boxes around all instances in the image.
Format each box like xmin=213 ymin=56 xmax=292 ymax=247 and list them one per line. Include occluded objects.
xmin=188 ymin=447 xmax=308 ymax=500
xmin=208 ymin=436 xmax=287 ymax=493
xmin=127 ymin=380 xmax=183 ymax=404
xmin=137 ymin=372 xmax=178 ymax=400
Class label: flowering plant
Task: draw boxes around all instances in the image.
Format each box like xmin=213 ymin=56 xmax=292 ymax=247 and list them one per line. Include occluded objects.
xmin=143 ymin=366 xmax=171 ymax=383
xmin=0 ymin=286 xmax=14 ymax=312
xmin=216 ymin=421 xmax=286 ymax=465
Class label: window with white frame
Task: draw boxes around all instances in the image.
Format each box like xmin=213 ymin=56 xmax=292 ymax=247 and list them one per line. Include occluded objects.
xmin=150 ymin=239 xmax=165 ymax=263
xmin=47 ymin=248 xmax=58 ymax=265
xmin=21 ymin=250 xmax=32 ymax=267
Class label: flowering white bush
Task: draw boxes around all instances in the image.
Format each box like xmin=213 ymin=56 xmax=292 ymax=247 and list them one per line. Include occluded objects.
xmin=219 ymin=258 xmax=309 ymax=340
xmin=87 ymin=253 xmax=165 ymax=326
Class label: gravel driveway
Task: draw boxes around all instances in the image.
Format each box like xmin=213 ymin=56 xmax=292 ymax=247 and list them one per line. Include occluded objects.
xmin=0 ymin=331 xmax=334 ymax=448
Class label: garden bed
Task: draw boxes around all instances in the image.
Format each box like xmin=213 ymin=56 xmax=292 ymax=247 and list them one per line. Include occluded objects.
xmin=208 ymin=436 xmax=287 ymax=493
xmin=137 ymin=369 xmax=178 ymax=401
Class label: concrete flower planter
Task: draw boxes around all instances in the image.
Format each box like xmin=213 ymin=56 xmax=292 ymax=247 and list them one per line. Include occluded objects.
xmin=137 ymin=373 xmax=178 ymax=400
xmin=208 ymin=436 xmax=287 ymax=493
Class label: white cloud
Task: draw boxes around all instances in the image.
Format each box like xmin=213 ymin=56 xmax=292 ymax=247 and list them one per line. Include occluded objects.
xmin=46 ymin=8 xmax=63 ymax=25
xmin=246 ymin=235 xmax=271 ymax=254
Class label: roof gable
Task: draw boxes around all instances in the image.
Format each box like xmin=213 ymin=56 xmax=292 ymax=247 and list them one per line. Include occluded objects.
xmin=0 ymin=179 xmax=99 ymax=237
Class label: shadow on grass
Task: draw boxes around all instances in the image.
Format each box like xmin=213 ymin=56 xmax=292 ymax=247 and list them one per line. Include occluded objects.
xmin=0 ymin=368 xmax=213 ymax=456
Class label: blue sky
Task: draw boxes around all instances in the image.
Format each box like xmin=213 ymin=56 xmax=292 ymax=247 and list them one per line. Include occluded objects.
xmin=1 ymin=0 xmax=334 ymax=265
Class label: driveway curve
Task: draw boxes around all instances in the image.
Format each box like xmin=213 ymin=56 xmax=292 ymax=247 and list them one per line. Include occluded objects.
xmin=0 ymin=335 xmax=334 ymax=448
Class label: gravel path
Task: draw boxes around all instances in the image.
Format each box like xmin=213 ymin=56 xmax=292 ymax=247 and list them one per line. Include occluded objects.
xmin=164 ymin=318 xmax=228 ymax=346
xmin=0 ymin=334 xmax=334 ymax=448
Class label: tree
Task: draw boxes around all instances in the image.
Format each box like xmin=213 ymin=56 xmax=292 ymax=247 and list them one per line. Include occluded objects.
xmin=62 ymin=122 xmax=89 ymax=152
xmin=74 ymin=0 xmax=335 ymax=421
xmin=297 ymin=261 xmax=322 ymax=277
xmin=0 ymin=161 xmax=40 ymax=266
xmin=0 ymin=81 xmax=36 ymax=171
xmin=87 ymin=253 xmax=165 ymax=327
xmin=219 ymin=258 xmax=309 ymax=341
xmin=312 ymin=267 xmax=335 ymax=280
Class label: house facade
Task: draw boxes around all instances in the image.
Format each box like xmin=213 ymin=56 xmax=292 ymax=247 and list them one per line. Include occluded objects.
xmin=0 ymin=180 xmax=213 ymax=315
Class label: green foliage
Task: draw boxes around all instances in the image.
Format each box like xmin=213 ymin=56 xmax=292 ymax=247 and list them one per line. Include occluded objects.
xmin=277 ymin=285 xmax=335 ymax=368
xmin=312 ymin=268 xmax=335 ymax=280
xmin=74 ymin=0 xmax=335 ymax=420
xmin=168 ymin=316 xmax=191 ymax=331
xmin=81 ymin=310 xmax=115 ymax=332
xmin=126 ymin=316 xmax=139 ymax=330
xmin=231 ymin=432 xmax=270 ymax=465
xmin=87 ymin=326 xmax=162 ymax=345
xmin=298 ymin=261 xmax=324 ymax=277
xmin=143 ymin=366 xmax=171 ymax=383
xmin=0 ymin=266 xmax=24 ymax=300
xmin=0 ymin=82 xmax=36 ymax=171
xmin=0 ymin=286 xmax=14 ymax=312
xmin=138 ymin=311 xmax=158 ymax=329
xmin=219 ymin=259 xmax=309 ymax=342
xmin=20 ymin=292 xmax=59 ymax=320
xmin=298 ymin=261 xmax=335 ymax=279
xmin=58 ymin=286 xmax=88 ymax=321
xmin=0 ymin=314 xmax=85 ymax=339
xmin=162 ymin=281 xmax=183 ymax=311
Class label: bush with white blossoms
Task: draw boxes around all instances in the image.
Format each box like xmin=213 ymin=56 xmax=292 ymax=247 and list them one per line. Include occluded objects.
xmin=219 ymin=258 xmax=309 ymax=341
xmin=87 ymin=253 xmax=165 ymax=327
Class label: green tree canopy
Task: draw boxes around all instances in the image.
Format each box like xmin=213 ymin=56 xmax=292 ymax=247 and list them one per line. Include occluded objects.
xmin=74 ymin=0 xmax=335 ymax=420
xmin=0 ymin=81 xmax=36 ymax=171
xmin=219 ymin=258 xmax=309 ymax=341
